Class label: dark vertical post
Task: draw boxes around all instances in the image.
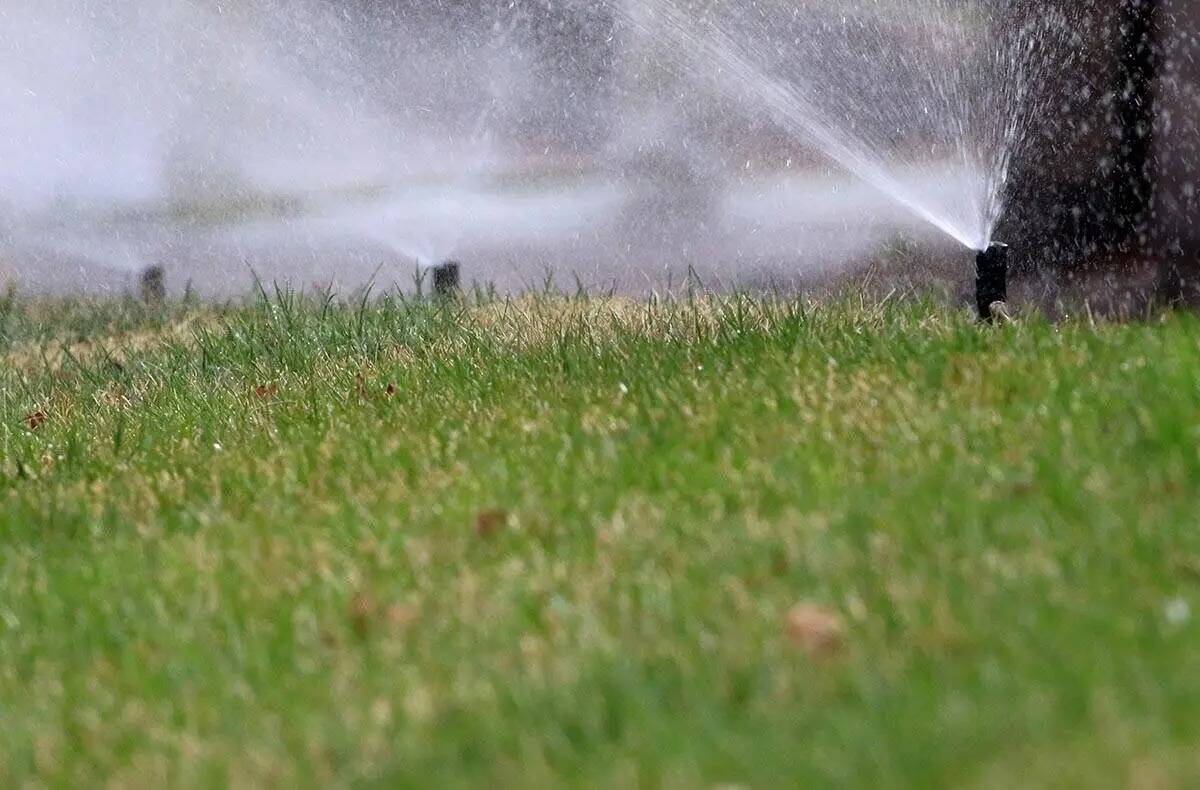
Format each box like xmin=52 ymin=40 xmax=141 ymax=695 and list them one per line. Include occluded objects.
xmin=1158 ymin=254 xmax=1200 ymax=307
xmin=1112 ymin=0 xmax=1159 ymax=247
xmin=1154 ymin=0 xmax=1199 ymax=305
xmin=976 ymin=243 xmax=1009 ymax=322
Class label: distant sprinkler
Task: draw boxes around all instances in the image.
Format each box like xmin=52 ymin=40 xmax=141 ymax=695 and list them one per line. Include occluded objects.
xmin=140 ymin=265 xmax=166 ymax=305
xmin=430 ymin=260 xmax=461 ymax=298
xmin=975 ymin=243 xmax=1009 ymax=323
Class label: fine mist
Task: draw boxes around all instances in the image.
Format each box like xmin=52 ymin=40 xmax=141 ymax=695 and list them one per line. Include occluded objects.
xmin=0 ymin=0 xmax=1043 ymax=297
xmin=617 ymin=0 xmax=1067 ymax=252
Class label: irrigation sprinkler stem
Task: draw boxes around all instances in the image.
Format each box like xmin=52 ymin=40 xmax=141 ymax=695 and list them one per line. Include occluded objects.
xmin=976 ymin=243 xmax=1009 ymax=323
xmin=431 ymin=261 xmax=461 ymax=298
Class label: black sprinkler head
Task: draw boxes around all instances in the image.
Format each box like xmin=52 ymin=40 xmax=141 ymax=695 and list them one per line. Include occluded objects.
xmin=140 ymin=265 xmax=166 ymax=305
xmin=431 ymin=260 xmax=461 ymax=297
xmin=975 ymin=243 xmax=1009 ymax=322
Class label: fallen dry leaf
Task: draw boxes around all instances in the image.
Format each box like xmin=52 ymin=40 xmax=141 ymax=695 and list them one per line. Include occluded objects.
xmin=384 ymin=603 xmax=418 ymax=630
xmin=475 ymin=509 xmax=509 ymax=538
xmin=349 ymin=595 xmax=415 ymax=639
xmin=25 ymin=411 xmax=46 ymax=431
xmin=349 ymin=593 xmax=375 ymax=639
xmin=786 ymin=602 xmax=845 ymax=658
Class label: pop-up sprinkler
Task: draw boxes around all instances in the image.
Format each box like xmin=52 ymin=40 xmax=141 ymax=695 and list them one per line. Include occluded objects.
xmin=975 ymin=243 xmax=1009 ymax=322
xmin=140 ymin=265 xmax=166 ymax=305
xmin=430 ymin=260 xmax=461 ymax=297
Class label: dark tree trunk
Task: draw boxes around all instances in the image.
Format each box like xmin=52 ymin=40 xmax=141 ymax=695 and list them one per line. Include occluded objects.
xmin=997 ymin=0 xmax=1161 ymax=273
xmin=1154 ymin=0 xmax=1200 ymax=305
xmin=1112 ymin=0 xmax=1160 ymax=248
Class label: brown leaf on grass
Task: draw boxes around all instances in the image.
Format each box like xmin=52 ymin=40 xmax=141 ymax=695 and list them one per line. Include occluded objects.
xmin=384 ymin=603 xmax=417 ymax=630
xmin=385 ymin=383 xmax=397 ymax=397
xmin=475 ymin=509 xmax=509 ymax=538
xmin=25 ymin=411 xmax=46 ymax=431
xmin=350 ymin=594 xmax=415 ymax=639
xmin=349 ymin=593 xmax=375 ymax=639
xmin=786 ymin=603 xmax=845 ymax=658
xmin=253 ymin=384 xmax=279 ymax=399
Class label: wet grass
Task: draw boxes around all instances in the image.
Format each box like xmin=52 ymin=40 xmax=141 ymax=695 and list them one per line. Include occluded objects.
xmin=2 ymin=291 xmax=1200 ymax=787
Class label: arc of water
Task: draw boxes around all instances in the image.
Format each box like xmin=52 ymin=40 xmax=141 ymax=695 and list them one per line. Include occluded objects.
xmin=619 ymin=0 xmax=1042 ymax=251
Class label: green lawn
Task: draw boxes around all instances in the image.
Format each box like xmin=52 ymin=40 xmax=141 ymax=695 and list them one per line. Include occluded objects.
xmin=2 ymin=291 xmax=1199 ymax=787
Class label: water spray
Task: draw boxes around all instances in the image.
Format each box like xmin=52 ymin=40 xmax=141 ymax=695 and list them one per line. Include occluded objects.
xmin=975 ymin=243 xmax=1009 ymax=322
xmin=430 ymin=260 xmax=461 ymax=298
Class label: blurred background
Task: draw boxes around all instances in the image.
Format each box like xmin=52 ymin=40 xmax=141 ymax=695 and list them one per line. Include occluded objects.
xmin=0 ymin=0 xmax=1194 ymax=307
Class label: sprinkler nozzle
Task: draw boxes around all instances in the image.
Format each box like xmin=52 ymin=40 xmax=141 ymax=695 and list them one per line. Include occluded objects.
xmin=431 ymin=260 xmax=461 ymax=297
xmin=975 ymin=243 xmax=1009 ymax=322
xmin=140 ymin=265 xmax=166 ymax=305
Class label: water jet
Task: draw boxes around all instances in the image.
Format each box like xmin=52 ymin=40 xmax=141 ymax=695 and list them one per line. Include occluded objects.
xmin=975 ymin=243 xmax=1009 ymax=322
